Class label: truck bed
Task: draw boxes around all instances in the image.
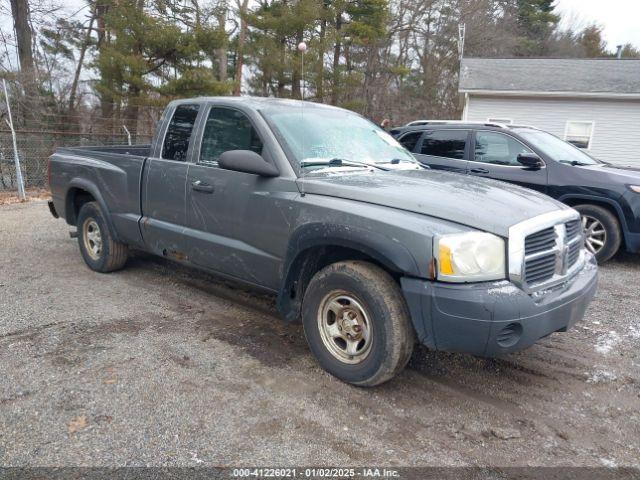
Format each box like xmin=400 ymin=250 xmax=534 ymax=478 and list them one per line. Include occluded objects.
xmin=49 ymin=144 xmax=151 ymax=249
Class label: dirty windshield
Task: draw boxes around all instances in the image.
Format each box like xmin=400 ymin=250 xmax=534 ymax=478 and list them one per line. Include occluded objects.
xmin=262 ymin=106 xmax=417 ymax=171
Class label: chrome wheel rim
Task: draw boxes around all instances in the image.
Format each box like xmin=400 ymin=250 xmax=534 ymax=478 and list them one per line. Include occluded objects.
xmin=582 ymin=215 xmax=606 ymax=255
xmin=82 ymin=218 xmax=103 ymax=260
xmin=317 ymin=291 xmax=373 ymax=364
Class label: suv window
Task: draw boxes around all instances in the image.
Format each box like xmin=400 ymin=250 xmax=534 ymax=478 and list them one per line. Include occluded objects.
xmin=420 ymin=130 xmax=467 ymax=159
xmin=162 ymin=104 xmax=199 ymax=161
xmin=398 ymin=131 xmax=422 ymax=152
xmin=474 ymin=131 xmax=533 ymax=166
xmin=200 ymin=107 xmax=263 ymax=164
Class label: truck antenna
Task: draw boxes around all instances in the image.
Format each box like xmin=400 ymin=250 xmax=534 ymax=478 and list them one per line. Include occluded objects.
xmin=298 ymin=41 xmax=307 ymax=196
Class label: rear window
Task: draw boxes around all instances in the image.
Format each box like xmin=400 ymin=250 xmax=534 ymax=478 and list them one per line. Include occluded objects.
xmin=420 ymin=130 xmax=468 ymax=159
xmin=162 ymin=104 xmax=200 ymax=161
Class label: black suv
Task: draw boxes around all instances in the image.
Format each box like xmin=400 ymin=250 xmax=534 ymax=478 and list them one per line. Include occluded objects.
xmin=391 ymin=122 xmax=640 ymax=263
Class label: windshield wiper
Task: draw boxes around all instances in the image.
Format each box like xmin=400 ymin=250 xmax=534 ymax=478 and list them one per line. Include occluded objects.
xmin=300 ymin=158 xmax=389 ymax=171
xmin=559 ymin=160 xmax=591 ymax=166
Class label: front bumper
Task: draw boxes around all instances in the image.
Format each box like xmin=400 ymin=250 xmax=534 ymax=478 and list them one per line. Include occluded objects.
xmin=401 ymin=253 xmax=598 ymax=357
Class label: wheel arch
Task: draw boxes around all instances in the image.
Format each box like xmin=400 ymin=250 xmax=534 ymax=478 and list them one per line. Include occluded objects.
xmin=559 ymin=194 xmax=628 ymax=249
xmin=65 ymin=179 xmax=120 ymax=242
xmin=276 ymin=223 xmax=420 ymax=323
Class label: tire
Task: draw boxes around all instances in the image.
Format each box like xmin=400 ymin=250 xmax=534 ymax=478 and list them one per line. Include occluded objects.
xmin=301 ymin=261 xmax=415 ymax=387
xmin=574 ymin=204 xmax=621 ymax=263
xmin=77 ymin=201 xmax=128 ymax=272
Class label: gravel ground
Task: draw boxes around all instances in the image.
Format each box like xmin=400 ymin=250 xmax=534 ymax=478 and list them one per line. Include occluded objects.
xmin=0 ymin=200 xmax=639 ymax=468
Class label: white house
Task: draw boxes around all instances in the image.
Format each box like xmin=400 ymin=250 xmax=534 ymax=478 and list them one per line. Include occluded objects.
xmin=459 ymin=58 xmax=640 ymax=167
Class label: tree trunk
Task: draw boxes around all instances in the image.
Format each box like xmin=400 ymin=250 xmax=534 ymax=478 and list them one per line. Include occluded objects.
xmin=331 ymin=11 xmax=342 ymax=105
xmin=96 ymin=3 xmax=113 ymax=121
xmin=9 ymin=0 xmax=34 ymax=77
xmin=277 ymin=36 xmax=286 ymax=97
xmin=317 ymin=12 xmax=326 ymax=102
xmin=69 ymin=10 xmax=96 ymax=112
xmin=291 ymin=30 xmax=303 ymax=99
xmin=233 ymin=0 xmax=249 ymax=95
xmin=216 ymin=7 xmax=227 ymax=82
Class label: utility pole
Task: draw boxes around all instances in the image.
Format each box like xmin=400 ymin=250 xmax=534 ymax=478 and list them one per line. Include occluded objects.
xmin=3 ymin=79 xmax=26 ymax=200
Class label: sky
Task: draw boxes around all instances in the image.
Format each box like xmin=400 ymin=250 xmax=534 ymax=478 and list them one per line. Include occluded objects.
xmin=554 ymin=0 xmax=640 ymax=50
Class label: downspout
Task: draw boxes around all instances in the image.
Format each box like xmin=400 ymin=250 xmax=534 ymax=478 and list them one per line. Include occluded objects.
xmin=462 ymin=92 xmax=469 ymax=121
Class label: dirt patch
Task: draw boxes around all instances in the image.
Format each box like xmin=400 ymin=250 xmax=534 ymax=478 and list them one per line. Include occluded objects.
xmin=0 ymin=200 xmax=639 ymax=468
xmin=0 ymin=188 xmax=50 ymax=205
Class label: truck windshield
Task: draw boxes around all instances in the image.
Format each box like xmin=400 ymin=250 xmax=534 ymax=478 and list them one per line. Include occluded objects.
xmin=515 ymin=129 xmax=601 ymax=166
xmin=262 ymin=106 xmax=417 ymax=169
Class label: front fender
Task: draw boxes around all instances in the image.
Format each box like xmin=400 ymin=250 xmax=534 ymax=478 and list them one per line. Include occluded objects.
xmin=557 ymin=193 xmax=633 ymax=242
xmin=276 ymin=222 xmax=421 ymax=322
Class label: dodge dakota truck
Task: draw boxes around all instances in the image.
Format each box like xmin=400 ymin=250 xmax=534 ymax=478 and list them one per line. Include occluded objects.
xmin=48 ymin=97 xmax=598 ymax=386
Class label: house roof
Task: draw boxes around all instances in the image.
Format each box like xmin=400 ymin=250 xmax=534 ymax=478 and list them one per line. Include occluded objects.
xmin=459 ymin=58 xmax=640 ymax=97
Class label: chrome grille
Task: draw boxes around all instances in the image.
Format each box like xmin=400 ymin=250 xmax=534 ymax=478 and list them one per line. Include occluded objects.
xmin=509 ymin=210 xmax=586 ymax=293
xmin=565 ymin=220 xmax=583 ymax=267
xmin=524 ymin=252 xmax=556 ymax=284
xmin=565 ymin=220 xmax=581 ymax=239
xmin=524 ymin=227 xmax=556 ymax=254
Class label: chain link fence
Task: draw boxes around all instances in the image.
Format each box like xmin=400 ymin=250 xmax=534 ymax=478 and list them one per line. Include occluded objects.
xmin=0 ymin=80 xmax=162 ymax=196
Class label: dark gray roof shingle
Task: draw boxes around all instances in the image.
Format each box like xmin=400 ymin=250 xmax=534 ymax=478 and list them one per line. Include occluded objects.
xmin=459 ymin=58 xmax=640 ymax=95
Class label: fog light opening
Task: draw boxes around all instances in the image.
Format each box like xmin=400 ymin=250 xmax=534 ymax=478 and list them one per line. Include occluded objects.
xmin=497 ymin=322 xmax=523 ymax=348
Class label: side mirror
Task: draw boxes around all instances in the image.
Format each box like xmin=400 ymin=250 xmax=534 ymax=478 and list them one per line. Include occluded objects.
xmin=517 ymin=153 xmax=544 ymax=170
xmin=218 ymin=150 xmax=279 ymax=177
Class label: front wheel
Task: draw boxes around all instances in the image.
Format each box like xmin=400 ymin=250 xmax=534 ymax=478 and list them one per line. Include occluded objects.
xmin=301 ymin=261 xmax=415 ymax=387
xmin=574 ymin=204 xmax=621 ymax=263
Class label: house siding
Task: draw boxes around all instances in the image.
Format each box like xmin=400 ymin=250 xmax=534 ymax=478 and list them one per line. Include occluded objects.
xmin=465 ymin=95 xmax=640 ymax=167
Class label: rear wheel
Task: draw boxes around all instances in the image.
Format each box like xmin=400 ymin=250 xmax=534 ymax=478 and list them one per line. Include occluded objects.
xmin=77 ymin=202 xmax=128 ymax=272
xmin=301 ymin=261 xmax=415 ymax=387
xmin=574 ymin=204 xmax=621 ymax=263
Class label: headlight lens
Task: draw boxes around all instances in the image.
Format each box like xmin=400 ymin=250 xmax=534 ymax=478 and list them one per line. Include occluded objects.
xmin=435 ymin=232 xmax=506 ymax=282
xmin=629 ymin=185 xmax=640 ymax=193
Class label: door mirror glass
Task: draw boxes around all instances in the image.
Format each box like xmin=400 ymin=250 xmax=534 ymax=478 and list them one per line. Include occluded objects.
xmin=218 ymin=150 xmax=279 ymax=177
xmin=517 ymin=153 xmax=544 ymax=169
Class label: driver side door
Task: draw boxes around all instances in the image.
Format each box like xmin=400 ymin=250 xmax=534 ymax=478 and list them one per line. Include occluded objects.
xmin=184 ymin=105 xmax=292 ymax=289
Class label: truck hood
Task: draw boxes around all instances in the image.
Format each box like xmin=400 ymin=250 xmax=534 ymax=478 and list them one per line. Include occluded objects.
xmin=298 ymin=169 xmax=567 ymax=237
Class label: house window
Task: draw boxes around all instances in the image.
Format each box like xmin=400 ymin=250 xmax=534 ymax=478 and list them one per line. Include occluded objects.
xmin=564 ymin=121 xmax=594 ymax=149
xmin=487 ymin=118 xmax=513 ymax=124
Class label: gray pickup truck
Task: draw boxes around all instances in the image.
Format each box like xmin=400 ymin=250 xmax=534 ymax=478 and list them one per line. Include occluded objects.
xmin=48 ymin=97 xmax=598 ymax=386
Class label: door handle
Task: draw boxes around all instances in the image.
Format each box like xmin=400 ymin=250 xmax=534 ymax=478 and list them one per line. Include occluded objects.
xmin=470 ymin=167 xmax=490 ymax=174
xmin=191 ymin=180 xmax=214 ymax=193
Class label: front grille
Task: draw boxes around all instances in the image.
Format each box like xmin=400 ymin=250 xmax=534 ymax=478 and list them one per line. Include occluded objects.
xmin=567 ymin=241 xmax=581 ymax=266
xmin=524 ymin=252 xmax=556 ymax=284
xmin=509 ymin=211 xmax=586 ymax=294
xmin=565 ymin=220 xmax=581 ymax=239
xmin=525 ymin=227 xmax=556 ymax=254
xmin=522 ymin=217 xmax=584 ymax=288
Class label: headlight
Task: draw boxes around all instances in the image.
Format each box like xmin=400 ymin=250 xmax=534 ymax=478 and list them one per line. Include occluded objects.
xmin=629 ymin=185 xmax=640 ymax=193
xmin=434 ymin=232 xmax=506 ymax=282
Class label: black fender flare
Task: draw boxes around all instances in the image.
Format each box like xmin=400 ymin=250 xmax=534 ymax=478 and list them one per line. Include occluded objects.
xmin=557 ymin=193 xmax=630 ymax=239
xmin=276 ymin=222 xmax=421 ymax=322
xmin=65 ymin=178 xmax=121 ymax=242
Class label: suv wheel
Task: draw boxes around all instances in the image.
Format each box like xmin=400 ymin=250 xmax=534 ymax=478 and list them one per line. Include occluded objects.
xmin=574 ymin=204 xmax=621 ymax=263
xmin=77 ymin=202 xmax=128 ymax=272
xmin=301 ymin=261 xmax=415 ymax=387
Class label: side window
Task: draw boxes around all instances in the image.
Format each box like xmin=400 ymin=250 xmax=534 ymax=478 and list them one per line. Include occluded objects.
xmin=474 ymin=131 xmax=533 ymax=166
xmin=162 ymin=104 xmax=199 ymax=161
xmin=420 ymin=130 xmax=468 ymax=159
xmin=200 ymin=107 xmax=263 ymax=165
xmin=398 ymin=132 xmax=422 ymax=152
